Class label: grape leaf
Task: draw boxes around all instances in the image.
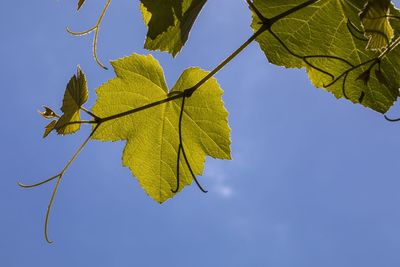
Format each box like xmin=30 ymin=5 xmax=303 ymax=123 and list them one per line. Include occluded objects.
xmin=55 ymin=66 xmax=88 ymax=135
xmin=91 ymin=54 xmax=231 ymax=203
xmin=250 ymin=0 xmax=400 ymax=113
xmin=360 ymin=0 xmax=393 ymax=50
xmin=140 ymin=0 xmax=207 ymax=56
xmin=43 ymin=120 xmax=57 ymax=138
xmin=77 ymin=0 xmax=86 ymax=11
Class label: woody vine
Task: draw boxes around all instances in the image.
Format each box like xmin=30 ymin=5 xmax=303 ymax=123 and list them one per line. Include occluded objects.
xmin=19 ymin=0 xmax=400 ymax=243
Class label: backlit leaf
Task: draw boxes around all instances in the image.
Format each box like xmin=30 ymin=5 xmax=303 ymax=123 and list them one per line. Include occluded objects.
xmin=360 ymin=0 xmax=393 ymax=50
xmin=250 ymin=0 xmax=400 ymax=113
xmin=55 ymin=66 xmax=89 ymax=135
xmin=140 ymin=0 xmax=207 ymax=56
xmin=43 ymin=120 xmax=57 ymax=138
xmin=92 ymin=54 xmax=231 ymax=203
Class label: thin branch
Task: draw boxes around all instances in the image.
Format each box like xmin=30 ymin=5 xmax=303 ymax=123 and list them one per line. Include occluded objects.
xmin=100 ymin=93 xmax=185 ymax=123
xmin=97 ymin=27 xmax=265 ymax=123
xmin=63 ymin=120 xmax=98 ymax=127
xmin=342 ymin=72 xmax=350 ymax=100
xmin=387 ymin=15 xmax=400 ymax=20
xmin=44 ymin=175 xmax=62 ymax=243
xmin=323 ymin=58 xmax=378 ymax=102
xmin=246 ymin=0 xmax=268 ymax=23
xmin=186 ymin=25 xmax=268 ymax=97
xmin=268 ymin=28 xmax=353 ymax=81
xmin=77 ymin=0 xmax=320 ymax=122
xmin=379 ymin=35 xmax=400 ymax=59
xmin=173 ymin=144 xmax=182 ymax=193
xmin=324 ymin=59 xmax=377 ymax=87
xmin=67 ymin=0 xmax=111 ymax=69
xmin=267 ymin=0 xmax=318 ymax=25
xmin=363 ymin=15 xmax=400 ymax=20
xmin=384 ymin=115 xmax=400 ymax=122
xmin=181 ymin=145 xmax=207 ymax=193
xmin=172 ymin=94 xmax=186 ymax=193
xmin=18 ymin=125 xmax=99 ymax=243
xmin=80 ymin=106 xmax=100 ymax=121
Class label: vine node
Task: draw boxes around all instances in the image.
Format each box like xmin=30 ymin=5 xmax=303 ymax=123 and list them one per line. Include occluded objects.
xmin=18 ymin=125 xmax=99 ymax=243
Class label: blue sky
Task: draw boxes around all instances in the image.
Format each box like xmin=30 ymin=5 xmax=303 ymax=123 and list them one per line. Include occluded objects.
xmin=2 ymin=0 xmax=400 ymax=266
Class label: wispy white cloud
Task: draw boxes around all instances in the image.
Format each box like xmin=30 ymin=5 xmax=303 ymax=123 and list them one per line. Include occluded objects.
xmin=214 ymin=184 xmax=233 ymax=198
xmin=204 ymin=161 xmax=234 ymax=199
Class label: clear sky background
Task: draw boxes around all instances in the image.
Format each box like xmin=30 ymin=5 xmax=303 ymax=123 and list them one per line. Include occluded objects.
xmin=2 ymin=0 xmax=400 ymax=266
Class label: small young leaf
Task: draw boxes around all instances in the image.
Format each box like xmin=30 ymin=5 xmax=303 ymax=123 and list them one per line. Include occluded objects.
xmin=55 ymin=66 xmax=89 ymax=135
xmin=43 ymin=120 xmax=57 ymax=138
xmin=92 ymin=54 xmax=231 ymax=203
xmin=77 ymin=0 xmax=86 ymax=11
xmin=38 ymin=106 xmax=59 ymax=119
xmin=140 ymin=0 xmax=207 ymax=56
xmin=360 ymin=0 xmax=393 ymax=50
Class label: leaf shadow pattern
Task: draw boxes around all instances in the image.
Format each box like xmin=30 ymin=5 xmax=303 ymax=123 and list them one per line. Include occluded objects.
xmin=18 ymin=0 xmax=342 ymax=244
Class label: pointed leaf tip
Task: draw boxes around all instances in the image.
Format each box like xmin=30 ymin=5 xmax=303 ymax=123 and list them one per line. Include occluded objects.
xmin=55 ymin=66 xmax=89 ymax=135
xmin=43 ymin=120 xmax=57 ymax=138
xmin=77 ymin=0 xmax=86 ymax=11
xmin=140 ymin=0 xmax=207 ymax=56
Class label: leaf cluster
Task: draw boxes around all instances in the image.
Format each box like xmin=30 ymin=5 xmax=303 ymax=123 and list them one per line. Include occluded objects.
xmin=21 ymin=0 xmax=400 ymax=242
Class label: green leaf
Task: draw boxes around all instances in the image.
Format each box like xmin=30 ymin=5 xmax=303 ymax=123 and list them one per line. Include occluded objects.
xmin=140 ymin=0 xmax=207 ymax=56
xmin=360 ymin=0 xmax=393 ymax=50
xmin=250 ymin=0 xmax=400 ymax=113
xmin=43 ymin=120 xmax=57 ymax=138
xmin=55 ymin=66 xmax=89 ymax=135
xmin=92 ymin=54 xmax=231 ymax=203
xmin=77 ymin=0 xmax=86 ymax=11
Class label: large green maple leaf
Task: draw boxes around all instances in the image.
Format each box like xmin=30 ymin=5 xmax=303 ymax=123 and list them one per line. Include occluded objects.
xmin=140 ymin=0 xmax=207 ymax=56
xmin=250 ymin=0 xmax=400 ymax=113
xmin=92 ymin=54 xmax=231 ymax=203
